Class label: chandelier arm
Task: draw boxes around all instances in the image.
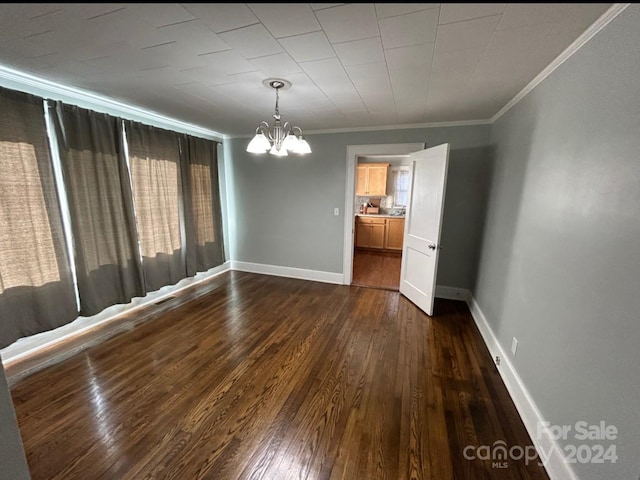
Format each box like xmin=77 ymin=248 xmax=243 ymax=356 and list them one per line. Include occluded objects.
xmin=291 ymin=126 xmax=303 ymax=136
xmin=257 ymin=121 xmax=274 ymax=142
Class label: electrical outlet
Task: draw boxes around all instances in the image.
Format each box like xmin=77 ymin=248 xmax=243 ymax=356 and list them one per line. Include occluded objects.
xmin=334 ymin=207 xmax=339 ymax=216
xmin=495 ymin=356 xmax=501 ymax=366
xmin=511 ymin=337 xmax=519 ymax=356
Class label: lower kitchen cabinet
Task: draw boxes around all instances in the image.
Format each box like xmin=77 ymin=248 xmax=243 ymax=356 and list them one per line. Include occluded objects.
xmin=385 ymin=218 xmax=405 ymax=250
xmin=368 ymin=224 xmax=385 ymax=249
xmin=356 ymin=222 xmax=370 ymax=248
xmin=356 ymin=217 xmax=385 ymax=249
xmin=355 ymin=216 xmax=404 ymax=250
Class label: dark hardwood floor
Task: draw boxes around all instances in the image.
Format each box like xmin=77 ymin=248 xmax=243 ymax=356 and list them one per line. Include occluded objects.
xmin=10 ymin=271 xmax=549 ymax=480
xmin=352 ymin=249 xmax=402 ymax=290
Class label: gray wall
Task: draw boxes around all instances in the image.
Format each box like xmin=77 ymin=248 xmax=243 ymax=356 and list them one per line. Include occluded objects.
xmin=225 ymin=125 xmax=492 ymax=289
xmin=0 ymin=363 xmax=30 ymax=479
xmin=474 ymin=6 xmax=640 ymax=480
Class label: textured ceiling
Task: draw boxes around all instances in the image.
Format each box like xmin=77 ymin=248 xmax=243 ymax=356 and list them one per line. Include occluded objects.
xmin=0 ymin=3 xmax=611 ymax=135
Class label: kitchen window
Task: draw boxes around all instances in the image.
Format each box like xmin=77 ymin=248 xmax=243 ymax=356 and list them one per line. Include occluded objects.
xmin=393 ymin=168 xmax=410 ymax=207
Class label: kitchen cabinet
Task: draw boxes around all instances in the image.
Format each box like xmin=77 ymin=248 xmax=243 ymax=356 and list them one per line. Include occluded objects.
xmin=356 ymin=222 xmax=370 ymax=248
xmin=356 ymin=163 xmax=389 ymax=196
xmin=356 ymin=167 xmax=368 ymax=196
xmin=356 ymin=216 xmax=386 ymax=249
xmin=385 ymin=218 xmax=405 ymax=250
xmin=355 ymin=216 xmax=404 ymax=250
xmin=369 ymin=224 xmax=385 ymax=248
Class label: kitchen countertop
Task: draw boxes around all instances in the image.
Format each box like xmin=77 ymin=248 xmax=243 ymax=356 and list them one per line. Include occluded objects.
xmin=356 ymin=213 xmax=405 ymax=218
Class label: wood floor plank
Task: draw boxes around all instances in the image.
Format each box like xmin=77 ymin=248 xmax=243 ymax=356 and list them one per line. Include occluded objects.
xmin=9 ymin=271 xmax=550 ymax=480
xmin=352 ymin=249 xmax=401 ymax=290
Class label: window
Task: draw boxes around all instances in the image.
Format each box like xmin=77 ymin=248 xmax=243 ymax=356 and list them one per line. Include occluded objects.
xmin=52 ymin=103 xmax=145 ymax=315
xmin=0 ymin=86 xmax=224 ymax=345
xmin=126 ymin=122 xmax=186 ymax=292
xmin=0 ymin=89 xmax=77 ymax=347
xmin=190 ymin=162 xmax=216 ymax=245
xmin=0 ymin=140 xmax=60 ymax=289
xmin=182 ymin=135 xmax=224 ymax=275
xmin=393 ymin=168 xmax=410 ymax=207
xmin=129 ymin=145 xmax=182 ymax=258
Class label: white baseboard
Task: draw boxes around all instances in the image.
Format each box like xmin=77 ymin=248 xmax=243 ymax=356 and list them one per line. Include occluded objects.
xmin=231 ymin=264 xmax=472 ymax=297
xmin=467 ymin=295 xmax=577 ymax=480
xmin=435 ymin=285 xmax=470 ymax=302
xmin=231 ymin=261 xmax=344 ymax=285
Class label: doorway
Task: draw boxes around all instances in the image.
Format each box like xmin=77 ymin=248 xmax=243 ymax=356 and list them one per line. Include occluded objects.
xmin=343 ymin=143 xmax=424 ymax=290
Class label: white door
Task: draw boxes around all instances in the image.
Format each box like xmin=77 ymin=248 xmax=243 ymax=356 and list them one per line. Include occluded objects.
xmin=399 ymin=143 xmax=450 ymax=316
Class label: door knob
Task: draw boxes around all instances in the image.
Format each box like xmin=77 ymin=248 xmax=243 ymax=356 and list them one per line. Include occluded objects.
xmin=428 ymin=244 xmax=436 ymax=250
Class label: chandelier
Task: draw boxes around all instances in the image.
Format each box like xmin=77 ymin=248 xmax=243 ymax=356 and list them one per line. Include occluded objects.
xmin=246 ymin=79 xmax=311 ymax=156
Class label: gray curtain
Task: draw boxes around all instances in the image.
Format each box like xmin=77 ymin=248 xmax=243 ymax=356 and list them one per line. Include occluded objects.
xmin=125 ymin=121 xmax=186 ymax=292
xmin=51 ymin=103 xmax=145 ymax=316
xmin=181 ymin=135 xmax=225 ymax=275
xmin=0 ymin=89 xmax=77 ymax=348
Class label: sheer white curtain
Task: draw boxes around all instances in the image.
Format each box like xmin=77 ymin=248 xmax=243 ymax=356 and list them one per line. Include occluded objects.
xmin=393 ymin=169 xmax=410 ymax=207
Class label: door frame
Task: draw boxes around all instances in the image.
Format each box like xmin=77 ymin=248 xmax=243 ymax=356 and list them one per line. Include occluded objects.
xmin=343 ymin=143 xmax=425 ymax=285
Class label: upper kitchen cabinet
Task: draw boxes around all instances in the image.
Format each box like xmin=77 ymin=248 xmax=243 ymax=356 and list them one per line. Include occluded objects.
xmin=356 ymin=163 xmax=389 ymax=196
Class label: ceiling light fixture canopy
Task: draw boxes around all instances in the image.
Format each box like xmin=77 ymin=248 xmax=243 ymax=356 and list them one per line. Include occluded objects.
xmin=246 ymin=78 xmax=311 ymax=156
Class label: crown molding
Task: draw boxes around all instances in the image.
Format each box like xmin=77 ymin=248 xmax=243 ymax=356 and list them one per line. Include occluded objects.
xmin=229 ymin=118 xmax=492 ymax=139
xmin=491 ymin=3 xmax=630 ymax=123
xmin=0 ymin=64 xmax=226 ymax=141
xmin=304 ymin=118 xmax=493 ymax=135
